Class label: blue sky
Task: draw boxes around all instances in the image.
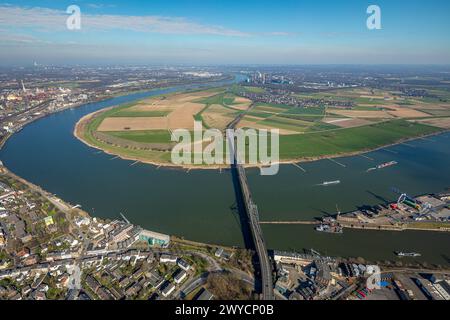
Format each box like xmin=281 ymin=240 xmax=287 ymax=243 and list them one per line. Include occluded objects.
xmin=0 ymin=0 xmax=449 ymax=65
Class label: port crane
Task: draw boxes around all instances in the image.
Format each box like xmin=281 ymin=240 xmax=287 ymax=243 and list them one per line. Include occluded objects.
xmin=392 ymin=188 xmax=439 ymax=215
xmin=391 ymin=187 xmax=421 ymax=210
xmin=119 ymin=212 xmax=131 ymax=224
xmin=308 ymin=248 xmax=322 ymax=256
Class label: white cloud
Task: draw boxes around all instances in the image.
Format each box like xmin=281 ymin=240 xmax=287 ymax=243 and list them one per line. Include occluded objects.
xmin=86 ymin=4 xmax=117 ymax=9
xmin=0 ymin=28 xmax=49 ymax=43
xmin=0 ymin=5 xmax=250 ymax=36
xmin=263 ymin=32 xmax=296 ymax=36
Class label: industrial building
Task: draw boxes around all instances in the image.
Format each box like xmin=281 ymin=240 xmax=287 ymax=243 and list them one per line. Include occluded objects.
xmin=138 ymin=229 xmax=170 ymax=247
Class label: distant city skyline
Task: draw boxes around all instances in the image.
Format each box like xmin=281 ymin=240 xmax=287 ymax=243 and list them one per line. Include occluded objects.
xmin=1 ymin=0 xmax=450 ymax=65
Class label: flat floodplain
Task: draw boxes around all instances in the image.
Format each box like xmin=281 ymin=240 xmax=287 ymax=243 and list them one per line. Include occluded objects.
xmin=76 ymin=85 xmax=447 ymax=168
xmin=278 ymin=120 xmax=441 ymax=159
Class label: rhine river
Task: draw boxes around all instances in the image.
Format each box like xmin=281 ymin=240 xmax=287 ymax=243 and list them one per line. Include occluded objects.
xmin=1 ymin=82 xmax=449 ymax=266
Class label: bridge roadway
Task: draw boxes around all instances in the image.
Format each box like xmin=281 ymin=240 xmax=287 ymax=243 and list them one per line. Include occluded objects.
xmin=235 ymin=163 xmax=274 ymax=300
xmin=226 ymin=118 xmax=274 ymax=300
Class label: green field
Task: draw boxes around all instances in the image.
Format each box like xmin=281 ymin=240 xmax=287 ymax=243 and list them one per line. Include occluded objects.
xmin=245 ymin=111 xmax=274 ymax=119
xmin=278 ymin=113 xmax=326 ymax=122
xmin=232 ymin=85 xmax=266 ymax=94
xmin=82 ymin=103 xmax=143 ymax=148
xmin=253 ymin=102 xmax=293 ymax=111
xmin=305 ymin=122 xmax=340 ymax=132
xmin=259 ymin=118 xmax=309 ymax=133
xmin=193 ymin=92 xmax=245 ymax=128
xmin=195 ymin=92 xmax=235 ymax=107
xmin=82 ymin=109 xmax=173 ymax=163
xmin=106 ymin=130 xmax=172 ymax=143
xmin=282 ymin=106 xmax=326 ymax=115
xmin=109 ymin=110 xmax=171 ymax=117
xmin=81 ymin=125 xmax=173 ymax=164
xmin=278 ymin=120 xmax=440 ymax=159
xmin=243 ymin=103 xmax=330 ymax=132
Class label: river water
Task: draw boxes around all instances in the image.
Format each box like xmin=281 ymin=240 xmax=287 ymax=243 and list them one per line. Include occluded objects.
xmin=1 ymin=81 xmax=449 ymax=265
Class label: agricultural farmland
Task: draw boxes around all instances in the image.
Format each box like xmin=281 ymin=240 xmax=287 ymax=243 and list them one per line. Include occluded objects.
xmin=75 ymin=85 xmax=448 ymax=168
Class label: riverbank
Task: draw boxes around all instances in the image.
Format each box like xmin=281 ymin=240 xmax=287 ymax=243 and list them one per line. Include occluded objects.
xmin=0 ymin=166 xmax=90 ymax=219
xmin=74 ymin=107 xmax=448 ymax=171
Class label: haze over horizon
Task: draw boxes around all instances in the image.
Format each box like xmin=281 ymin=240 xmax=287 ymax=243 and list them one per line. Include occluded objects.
xmin=1 ymin=0 xmax=450 ymax=66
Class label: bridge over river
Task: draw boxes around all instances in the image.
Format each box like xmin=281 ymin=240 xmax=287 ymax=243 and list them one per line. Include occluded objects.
xmin=226 ymin=111 xmax=275 ymax=300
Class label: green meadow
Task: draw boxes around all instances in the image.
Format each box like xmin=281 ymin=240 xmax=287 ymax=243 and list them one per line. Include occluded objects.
xmin=278 ymin=120 xmax=440 ymax=159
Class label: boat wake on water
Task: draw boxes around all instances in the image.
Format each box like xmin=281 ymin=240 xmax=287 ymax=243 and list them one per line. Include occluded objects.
xmin=395 ymin=251 xmax=422 ymax=258
xmin=316 ymin=180 xmax=341 ymax=187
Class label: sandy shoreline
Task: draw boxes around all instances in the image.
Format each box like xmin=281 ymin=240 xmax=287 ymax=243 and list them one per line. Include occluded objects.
xmin=74 ymin=108 xmax=449 ymax=171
